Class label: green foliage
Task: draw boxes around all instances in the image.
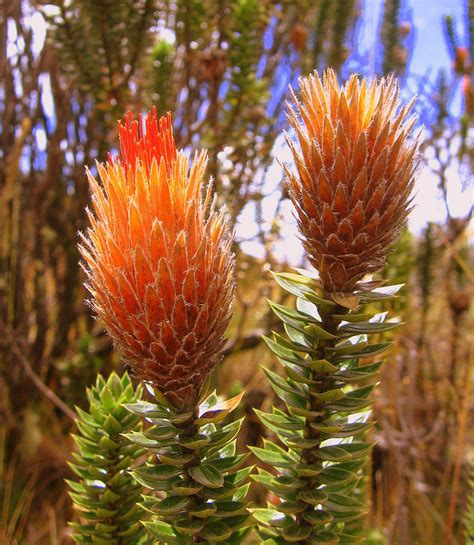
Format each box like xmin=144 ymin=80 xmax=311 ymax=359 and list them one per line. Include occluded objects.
xmin=380 ymin=228 xmax=414 ymax=316
xmin=464 ymin=463 xmax=474 ymax=545
xmin=327 ymin=0 xmax=356 ymax=71
xmin=149 ymin=38 xmax=176 ymax=113
xmin=44 ymin=0 xmax=157 ymax=107
xmin=175 ymin=0 xmax=209 ymax=45
xmin=124 ymin=388 xmax=252 ymax=544
xmin=417 ymin=222 xmax=437 ymax=321
xmin=67 ymin=372 xmax=149 ymax=544
xmin=252 ymin=271 xmax=401 ymax=544
xmin=381 ymin=0 xmax=407 ymax=75
xmin=225 ymin=0 xmax=267 ymax=131
xmin=55 ymin=334 xmax=104 ymax=409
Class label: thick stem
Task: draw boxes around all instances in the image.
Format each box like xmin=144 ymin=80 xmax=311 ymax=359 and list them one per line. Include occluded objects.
xmin=126 ymin=388 xmax=250 ymax=544
xmin=298 ymin=303 xmax=348 ymax=539
xmin=176 ymin=408 xmax=203 ymax=543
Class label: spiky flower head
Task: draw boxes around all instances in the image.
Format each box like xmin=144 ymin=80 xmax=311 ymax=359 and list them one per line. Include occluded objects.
xmin=286 ymin=69 xmax=420 ymax=294
xmin=80 ymin=108 xmax=235 ymax=409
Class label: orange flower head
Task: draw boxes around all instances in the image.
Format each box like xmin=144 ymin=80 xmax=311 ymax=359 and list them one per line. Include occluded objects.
xmin=80 ymin=109 xmax=235 ymax=409
xmin=286 ymin=69 xmax=420 ymax=294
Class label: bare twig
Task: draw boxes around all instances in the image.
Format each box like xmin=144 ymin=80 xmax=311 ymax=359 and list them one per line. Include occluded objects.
xmin=10 ymin=341 xmax=76 ymax=421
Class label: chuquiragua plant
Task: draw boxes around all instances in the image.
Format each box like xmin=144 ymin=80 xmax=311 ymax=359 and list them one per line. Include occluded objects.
xmin=251 ymin=69 xmax=421 ymax=544
xmin=67 ymin=372 xmax=149 ymax=544
xmin=70 ymin=68 xmax=421 ymax=545
xmin=78 ymin=108 xmax=252 ymax=544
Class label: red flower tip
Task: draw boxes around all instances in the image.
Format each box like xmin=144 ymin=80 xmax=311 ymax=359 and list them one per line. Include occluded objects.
xmin=116 ymin=107 xmax=177 ymax=173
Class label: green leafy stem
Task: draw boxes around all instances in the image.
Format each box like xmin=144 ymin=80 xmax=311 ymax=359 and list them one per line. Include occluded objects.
xmin=67 ymin=372 xmax=150 ymax=544
xmin=251 ymin=271 xmax=402 ymax=545
xmin=124 ymin=387 xmax=253 ymax=544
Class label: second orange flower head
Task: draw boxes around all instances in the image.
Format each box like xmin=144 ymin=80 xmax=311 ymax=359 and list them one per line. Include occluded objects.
xmin=286 ymin=69 xmax=420 ymax=294
xmin=80 ymin=109 xmax=235 ymax=409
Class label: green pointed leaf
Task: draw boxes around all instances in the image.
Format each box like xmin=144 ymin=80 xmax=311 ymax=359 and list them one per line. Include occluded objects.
xmin=284 ymin=435 xmax=321 ymax=450
xmin=276 ymin=501 xmax=306 ymax=514
xmin=196 ymin=392 xmax=244 ymax=425
xmin=214 ymin=500 xmax=249 ymax=517
xmin=304 ymin=323 xmax=338 ymax=340
xmin=302 ymin=509 xmax=334 ymax=526
xmin=200 ymin=521 xmax=232 ymax=542
xmin=98 ymin=435 xmax=119 ymax=450
xmin=310 ymin=387 xmax=345 ymax=402
xmin=169 ymin=411 xmax=194 ymax=425
xmin=174 ymin=517 xmax=205 ymax=536
xmin=254 ymin=409 xmax=304 ymax=431
xmin=188 ymin=464 xmax=224 ymax=488
xmin=122 ymin=401 xmax=169 ymax=419
xmin=304 ymin=359 xmax=340 ymax=373
xmin=319 ymin=442 xmax=374 ymax=462
xmin=348 ymin=383 xmax=376 ymax=398
xmin=202 ymin=481 xmax=237 ymax=500
xmin=262 ymin=336 xmax=305 ymax=365
xmin=171 ymin=480 xmax=203 ymax=496
xmin=282 ymin=362 xmax=312 ymax=384
xmin=252 ymin=470 xmax=305 ymax=495
xmin=284 ymin=323 xmax=313 ymax=347
xmin=311 ymin=421 xmax=372 ymax=438
xmin=211 ymin=453 xmax=248 ymax=473
xmin=102 ymin=414 xmax=123 ymax=435
xmin=318 ymin=466 xmax=359 ymax=487
xmin=272 ymin=331 xmax=316 ymax=354
xmin=205 ymin=419 xmax=244 ymax=453
xmin=296 ymin=297 xmax=322 ymax=321
xmin=141 ymin=495 xmax=190 ymax=515
xmin=272 ymin=271 xmax=315 ymax=297
xmin=356 ymin=283 xmax=404 ymax=301
xmin=145 ymin=424 xmax=178 ymax=441
xmin=331 ymin=340 xmax=368 ymax=356
xmin=250 ymin=508 xmax=289 ymax=527
xmin=306 ymin=530 xmax=339 ymax=543
xmin=326 ymin=492 xmax=366 ymax=512
xmin=330 ymin=342 xmax=391 ymax=359
xmin=249 ymin=446 xmax=295 ymax=469
xmin=159 ymin=450 xmax=195 ymax=466
xmin=188 ymin=503 xmax=217 ymax=518
xmin=132 ymin=465 xmax=181 ymax=486
xmin=340 ymin=321 xmax=400 ymax=334
xmin=298 ymin=488 xmax=328 ymax=505
xmin=122 ymin=431 xmax=161 ymax=449
xmin=334 ymin=360 xmax=383 ymax=383
xmin=267 ymin=301 xmax=309 ymax=332
xmin=293 ymin=462 xmax=322 ymax=477
xmin=305 ymin=291 xmax=337 ymax=309
xmin=281 ymin=523 xmax=312 ymax=541
xmin=262 ymin=367 xmax=305 ymax=396
xmin=98 ymin=386 xmax=115 ymax=411
xmin=179 ymin=433 xmax=210 ymax=449
xmin=326 ymin=397 xmax=373 ymax=413
xmin=142 ymin=521 xmax=186 ymax=544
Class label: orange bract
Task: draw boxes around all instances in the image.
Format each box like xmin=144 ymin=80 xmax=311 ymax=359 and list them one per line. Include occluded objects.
xmin=286 ymin=69 xmax=420 ymax=294
xmin=117 ymin=108 xmax=177 ymax=175
xmin=80 ymin=110 xmax=235 ymax=409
